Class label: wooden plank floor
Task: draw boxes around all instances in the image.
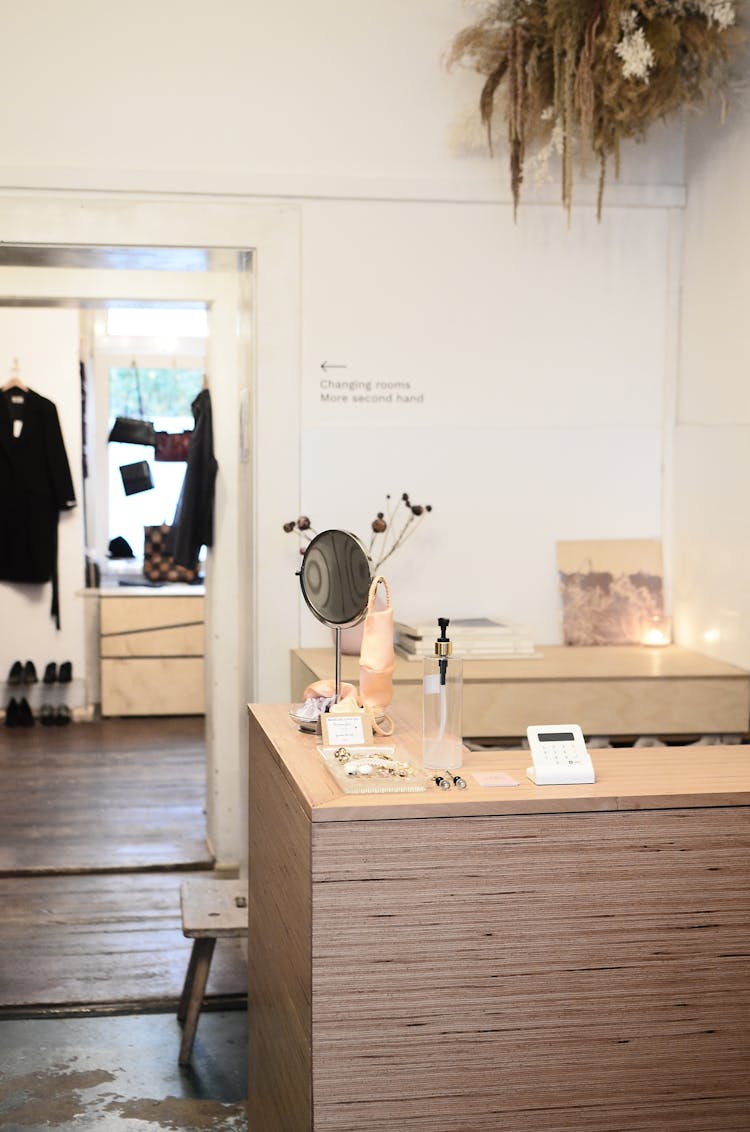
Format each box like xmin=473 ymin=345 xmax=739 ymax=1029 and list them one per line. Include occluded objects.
xmin=0 ymin=870 xmax=245 ymax=1012
xmin=0 ymin=716 xmax=246 ymax=1014
xmin=0 ymin=716 xmax=212 ymax=873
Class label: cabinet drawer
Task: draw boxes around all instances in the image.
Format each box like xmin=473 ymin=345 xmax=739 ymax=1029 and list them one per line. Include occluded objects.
xmin=101 ymin=658 xmax=205 ymax=717
xmin=100 ymin=596 xmax=204 ymax=635
xmin=101 ymin=622 xmax=204 ymax=658
xmin=100 ymin=596 xmax=204 ymax=658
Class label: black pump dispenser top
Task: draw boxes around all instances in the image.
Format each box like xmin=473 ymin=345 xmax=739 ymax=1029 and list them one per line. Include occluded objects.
xmin=435 ymin=618 xmax=452 ymax=656
xmin=435 ymin=617 xmax=452 ymax=684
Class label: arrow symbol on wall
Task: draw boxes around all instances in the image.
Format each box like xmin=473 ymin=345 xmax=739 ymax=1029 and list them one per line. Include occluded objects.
xmin=320 ymin=361 xmax=348 ymax=372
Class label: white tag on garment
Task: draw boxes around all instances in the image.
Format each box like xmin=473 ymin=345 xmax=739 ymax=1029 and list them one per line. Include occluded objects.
xmin=12 ymin=419 xmax=22 ymax=438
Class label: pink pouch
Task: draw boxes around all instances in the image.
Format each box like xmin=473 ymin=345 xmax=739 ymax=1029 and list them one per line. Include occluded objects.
xmin=302 ymin=679 xmax=358 ymax=703
xmin=359 ymin=576 xmax=395 ymax=733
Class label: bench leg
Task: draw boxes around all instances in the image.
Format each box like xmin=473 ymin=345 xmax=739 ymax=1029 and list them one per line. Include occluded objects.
xmin=178 ymin=936 xmax=216 ymax=1066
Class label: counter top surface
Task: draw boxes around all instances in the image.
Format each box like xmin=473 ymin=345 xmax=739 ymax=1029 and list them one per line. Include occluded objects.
xmin=292 ymin=644 xmax=750 ymax=682
xmin=249 ymin=703 xmax=750 ymax=822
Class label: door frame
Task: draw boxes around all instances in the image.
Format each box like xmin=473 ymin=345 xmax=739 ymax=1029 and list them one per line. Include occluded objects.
xmin=0 ymin=194 xmax=302 ymax=870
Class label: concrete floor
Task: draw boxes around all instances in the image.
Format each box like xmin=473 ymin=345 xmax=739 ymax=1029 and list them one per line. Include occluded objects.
xmin=0 ymin=1010 xmax=247 ymax=1131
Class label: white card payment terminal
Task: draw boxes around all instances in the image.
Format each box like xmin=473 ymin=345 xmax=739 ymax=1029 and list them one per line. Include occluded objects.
xmin=526 ymin=724 xmax=595 ymax=785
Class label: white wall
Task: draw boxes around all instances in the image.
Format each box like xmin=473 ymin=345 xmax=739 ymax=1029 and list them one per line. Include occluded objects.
xmin=295 ymin=199 xmax=673 ymax=645
xmin=0 ymin=0 xmax=684 ymax=203
xmin=674 ymin=89 xmax=750 ymax=669
xmin=0 ymin=309 xmax=85 ymax=687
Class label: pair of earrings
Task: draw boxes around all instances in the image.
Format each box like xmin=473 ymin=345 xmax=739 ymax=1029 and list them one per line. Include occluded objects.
xmin=432 ymin=772 xmax=466 ymax=791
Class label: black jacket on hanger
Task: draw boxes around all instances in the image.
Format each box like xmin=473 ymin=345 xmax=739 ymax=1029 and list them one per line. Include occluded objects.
xmin=0 ymin=388 xmax=77 ymax=627
xmin=169 ymin=388 xmax=217 ymax=570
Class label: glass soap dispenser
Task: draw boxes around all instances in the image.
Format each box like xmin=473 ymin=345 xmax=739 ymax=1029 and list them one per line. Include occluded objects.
xmin=422 ymin=617 xmax=463 ymax=771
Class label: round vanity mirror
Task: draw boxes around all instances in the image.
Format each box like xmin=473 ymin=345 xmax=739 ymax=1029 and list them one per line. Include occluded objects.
xmin=299 ymin=529 xmax=372 ymax=628
xmin=298 ymin=529 xmax=372 ymax=707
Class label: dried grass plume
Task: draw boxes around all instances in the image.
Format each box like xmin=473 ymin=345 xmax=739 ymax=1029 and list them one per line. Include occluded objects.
xmin=447 ymin=0 xmax=746 ymax=217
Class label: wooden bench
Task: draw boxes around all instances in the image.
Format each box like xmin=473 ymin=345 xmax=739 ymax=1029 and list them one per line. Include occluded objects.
xmin=178 ymin=877 xmax=248 ymax=1065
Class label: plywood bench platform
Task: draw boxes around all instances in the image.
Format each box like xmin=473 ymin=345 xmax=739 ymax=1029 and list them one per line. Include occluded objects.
xmin=178 ymin=878 xmax=248 ymax=1065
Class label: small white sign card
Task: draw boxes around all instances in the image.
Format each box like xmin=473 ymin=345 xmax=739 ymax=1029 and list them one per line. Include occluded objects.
xmin=321 ymin=708 xmax=373 ymax=748
xmin=526 ymin=724 xmax=596 ymax=785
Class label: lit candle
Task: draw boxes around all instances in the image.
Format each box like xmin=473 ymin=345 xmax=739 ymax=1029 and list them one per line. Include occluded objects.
xmin=642 ymin=614 xmax=671 ymax=647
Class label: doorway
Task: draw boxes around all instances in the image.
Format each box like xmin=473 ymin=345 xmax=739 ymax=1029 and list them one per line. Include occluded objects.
xmin=0 ymin=244 xmax=250 ymax=869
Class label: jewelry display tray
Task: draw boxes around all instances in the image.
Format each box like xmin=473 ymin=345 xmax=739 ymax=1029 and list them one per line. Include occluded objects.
xmin=317 ymin=746 xmax=429 ymax=794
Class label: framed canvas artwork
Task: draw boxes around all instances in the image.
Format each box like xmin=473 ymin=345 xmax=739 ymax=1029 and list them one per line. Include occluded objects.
xmin=557 ymin=539 xmax=664 ymax=646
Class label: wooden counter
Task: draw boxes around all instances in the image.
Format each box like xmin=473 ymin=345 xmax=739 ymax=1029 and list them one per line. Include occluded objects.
xmin=291 ymin=644 xmax=750 ymax=739
xmin=248 ymin=703 xmax=750 ymax=1131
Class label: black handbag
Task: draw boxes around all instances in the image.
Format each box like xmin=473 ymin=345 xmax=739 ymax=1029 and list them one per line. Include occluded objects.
xmin=108 ymin=416 xmax=156 ymax=446
xmin=120 ymin=460 xmax=155 ymax=496
xmin=108 ymin=363 xmax=156 ymax=446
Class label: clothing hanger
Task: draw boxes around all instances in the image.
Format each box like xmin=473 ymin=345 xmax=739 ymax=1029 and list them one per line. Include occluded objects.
xmin=2 ymin=357 xmax=29 ymax=393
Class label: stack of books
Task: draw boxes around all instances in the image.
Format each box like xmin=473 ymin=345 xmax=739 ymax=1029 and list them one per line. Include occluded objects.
xmin=394 ymin=618 xmax=538 ymax=660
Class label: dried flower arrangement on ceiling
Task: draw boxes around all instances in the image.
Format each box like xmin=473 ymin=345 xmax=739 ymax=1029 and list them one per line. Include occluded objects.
xmin=448 ymin=1 xmax=745 ymax=216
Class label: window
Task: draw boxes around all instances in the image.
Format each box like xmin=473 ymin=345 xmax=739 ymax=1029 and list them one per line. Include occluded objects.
xmin=89 ymin=304 xmax=208 ymax=571
xmin=108 ymin=365 xmax=204 ymax=559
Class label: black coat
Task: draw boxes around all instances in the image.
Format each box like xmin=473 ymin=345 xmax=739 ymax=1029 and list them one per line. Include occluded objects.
xmin=169 ymin=388 xmax=217 ymax=569
xmin=0 ymin=388 xmax=76 ymax=624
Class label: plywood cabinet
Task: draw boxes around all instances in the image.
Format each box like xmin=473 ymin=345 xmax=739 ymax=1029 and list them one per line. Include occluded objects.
xmin=100 ymin=591 xmax=205 ymax=717
xmin=248 ymin=704 xmax=750 ymax=1131
xmin=292 ymin=644 xmax=750 ymax=739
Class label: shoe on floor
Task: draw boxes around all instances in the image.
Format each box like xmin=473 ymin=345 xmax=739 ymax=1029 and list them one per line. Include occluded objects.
xmin=55 ymin=705 xmax=72 ymax=726
xmin=4 ymin=698 xmax=19 ymax=727
xmin=18 ymin=697 xmax=34 ymax=727
xmin=58 ymin=661 xmax=73 ymax=684
xmin=7 ymin=661 xmax=23 ymax=686
xmin=40 ymin=704 xmax=57 ymax=727
xmin=22 ymin=661 xmax=38 ymax=685
xmin=43 ymin=662 xmax=57 ymax=685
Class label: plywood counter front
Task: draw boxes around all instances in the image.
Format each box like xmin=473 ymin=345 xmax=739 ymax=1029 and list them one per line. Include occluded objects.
xmin=248 ymin=704 xmax=750 ymax=1131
